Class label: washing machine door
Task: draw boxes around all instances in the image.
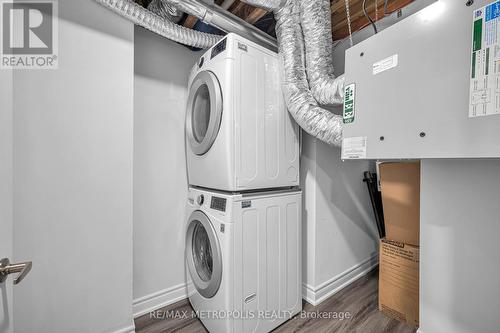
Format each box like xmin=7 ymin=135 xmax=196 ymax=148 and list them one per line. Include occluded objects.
xmin=186 ymin=210 xmax=222 ymax=299
xmin=186 ymin=71 xmax=223 ymax=156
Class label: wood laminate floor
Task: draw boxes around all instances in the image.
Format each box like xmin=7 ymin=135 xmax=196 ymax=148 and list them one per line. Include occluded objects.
xmin=135 ymin=269 xmax=417 ymax=333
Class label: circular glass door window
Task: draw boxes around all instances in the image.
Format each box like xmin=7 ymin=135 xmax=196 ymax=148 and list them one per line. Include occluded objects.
xmin=192 ymin=222 xmax=213 ymax=282
xmin=185 ymin=210 xmax=222 ymax=299
xmin=192 ymin=84 xmax=211 ymax=144
xmin=186 ymin=71 xmax=223 ymax=156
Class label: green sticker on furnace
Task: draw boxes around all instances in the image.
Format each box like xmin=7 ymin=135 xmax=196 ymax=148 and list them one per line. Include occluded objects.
xmin=343 ymin=83 xmax=356 ymax=124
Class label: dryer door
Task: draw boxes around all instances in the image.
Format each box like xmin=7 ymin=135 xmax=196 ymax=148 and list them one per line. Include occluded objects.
xmin=186 ymin=210 xmax=222 ymax=298
xmin=186 ymin=71 xmax=223 ymax=156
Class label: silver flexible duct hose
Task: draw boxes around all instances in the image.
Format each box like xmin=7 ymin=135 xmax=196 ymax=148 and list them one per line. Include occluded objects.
xmin=93 ymin=0 xmax=221 ymax=49
xmin=275 ymin=1 xmax=343 ymax=146
xmin=234 ymin=0 xmax=343 ymax=146
xmin=300 ymin=0 xmax=345 ymax=105
xmin=240 ymin=0 xmax=285 ymax=12
xmin=148 ymin=0 xmax=182 ymax=23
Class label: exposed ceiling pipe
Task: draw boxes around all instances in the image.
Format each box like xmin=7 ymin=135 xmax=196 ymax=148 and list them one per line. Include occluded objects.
xmin=93 ymin=0 xmax=221 ymax=49
xmin=163 ymin=0 xmax=278 ymax=52
xmin=240 ymin=0 xmax=344 ymax=146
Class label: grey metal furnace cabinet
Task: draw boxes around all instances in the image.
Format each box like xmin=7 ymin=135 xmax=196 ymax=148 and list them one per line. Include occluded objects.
xmin=342 ymin=0 xmax=500 ymax=160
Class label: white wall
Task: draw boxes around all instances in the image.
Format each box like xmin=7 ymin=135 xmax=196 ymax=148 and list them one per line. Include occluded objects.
xmin=315 ymin=141 xmax=379 ymax=283
xmin=300 ymin=135 xmax=379 ymax=305
xmin=12 ymin=1 xmax=135 ymax=332
xmin=419 ymin=160 xmax=500 ymax=333
xmin=300 ymin=134 xmax=318 ymax=290
xmin=133 ymin=27 xmax=198 ymax=317
xmin=0 ymin=69 xmax=13 ymax=333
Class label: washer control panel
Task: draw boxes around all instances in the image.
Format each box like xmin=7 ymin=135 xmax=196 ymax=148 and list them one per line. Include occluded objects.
xmin=210 ymin=196 xmax=226 ymax=212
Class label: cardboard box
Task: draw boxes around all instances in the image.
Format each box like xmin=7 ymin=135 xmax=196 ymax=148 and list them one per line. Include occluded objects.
xmin=379 ymin=162 xmax=420 ymax=246
xmin=379 ymin=239 xmax=419 ymax=327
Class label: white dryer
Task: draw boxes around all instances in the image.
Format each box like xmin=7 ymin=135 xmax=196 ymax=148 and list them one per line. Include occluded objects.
xmin=185 ymin=187 xmax=302 ymax=333
xmin=185 ymin=33 xmax=300 ymax=192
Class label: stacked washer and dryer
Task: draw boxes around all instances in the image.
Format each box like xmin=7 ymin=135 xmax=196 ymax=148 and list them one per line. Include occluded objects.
xmin=184 ymin=33 xmax=302 ymax=333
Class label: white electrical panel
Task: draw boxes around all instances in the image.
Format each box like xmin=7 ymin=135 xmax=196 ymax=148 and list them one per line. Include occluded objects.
xmin=342 ymin=0 xmax=500 ymax=160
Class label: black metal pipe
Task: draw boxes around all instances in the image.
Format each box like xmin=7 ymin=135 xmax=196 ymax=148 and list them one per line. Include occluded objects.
xmin=363 ymin=171 xmax=385 ymax=239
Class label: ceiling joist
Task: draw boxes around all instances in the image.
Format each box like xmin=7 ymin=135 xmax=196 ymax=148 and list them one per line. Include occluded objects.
xmin=137 ymin=0 xmax=415 ymax=42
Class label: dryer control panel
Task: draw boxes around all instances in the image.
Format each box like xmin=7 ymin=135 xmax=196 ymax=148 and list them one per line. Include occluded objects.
xmin=211 ymin=38 xmax=227 ymax=60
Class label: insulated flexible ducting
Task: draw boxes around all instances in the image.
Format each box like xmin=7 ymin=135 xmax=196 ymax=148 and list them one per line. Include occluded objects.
xmin=240 ymin=0 xmax=286 ymax=12
xmin=239 ymin=0 xmax=343 ymax=146
xmin=299 ymin=0 xmax=345 ymax=105
xmin=242 ymin=0 xmax=345 ymax=105
xmin=275 ymin=0 xmax=343 ymax=146
xmin=148 ymin=0 xmax=182 ymax=23
xmin=93 ymin=0 xmax=221 ymax=49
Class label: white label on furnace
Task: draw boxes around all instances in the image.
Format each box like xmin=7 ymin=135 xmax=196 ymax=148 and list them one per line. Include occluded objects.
xmin=469 ymin=1 xmax=500 ymax=118
xmin=342 ymin=137 xmax=367 ymax=160
xmin=373 ymin=54 xmax=398 ymax=75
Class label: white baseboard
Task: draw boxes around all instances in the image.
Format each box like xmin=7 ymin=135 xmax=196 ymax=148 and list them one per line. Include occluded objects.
xmin=302 ymin=253 xmax=379 ymax=306
xmin=111 ymin=323 xmax=136 ymax=333
xmin=133 ymin=283 xmax=187 ymax=318
xmin=133 ymin=254 xmax=378 ymax=318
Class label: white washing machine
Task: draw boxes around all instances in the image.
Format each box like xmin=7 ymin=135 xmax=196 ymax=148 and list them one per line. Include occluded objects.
xmin=185 ymin=33 xmax=300 ymax=192
xmin=185 ymin=186 xmax=302 ymax=333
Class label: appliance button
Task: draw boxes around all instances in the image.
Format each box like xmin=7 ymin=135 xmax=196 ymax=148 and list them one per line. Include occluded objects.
xmin=197 ymin=194 xmax=205 ymax=206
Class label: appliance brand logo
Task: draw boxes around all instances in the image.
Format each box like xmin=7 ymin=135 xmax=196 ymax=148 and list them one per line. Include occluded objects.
xmin=238 ymin=42 xmax=247 ymax=52
xmin=241 ymin=201 xmax=252 ymax=209
xmin=1 ymin=0 xmax=58 ymax=69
